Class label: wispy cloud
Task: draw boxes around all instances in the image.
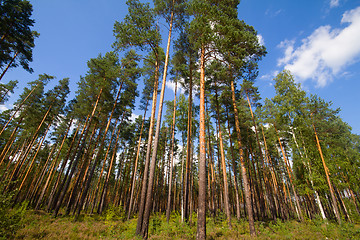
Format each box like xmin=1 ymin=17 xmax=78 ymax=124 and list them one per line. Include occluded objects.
xmin=260 ymin=70 xmax=279 ymax=86
xmin=277 ymin=6 xmax=360 ymax=87
xmin=330 ymin=0 xmax=340 ymax=8
xmin=265 ymin=8 xmax=283 ymax=18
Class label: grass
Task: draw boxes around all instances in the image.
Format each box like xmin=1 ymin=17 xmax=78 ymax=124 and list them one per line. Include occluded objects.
xmin=12 ymin=210 xmax=360 ymax=240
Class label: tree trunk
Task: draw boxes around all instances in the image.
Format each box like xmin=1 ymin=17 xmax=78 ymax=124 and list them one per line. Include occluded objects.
xmin=215 ymin=86 xmax=231 ymax=228
xmin=166 ymin=79 xmax=177 ymax=223
xmin=128 ymin=103 xmax=148 ymax=219
xmin=0 ymin=51 xmax=18 ymax=81
xmin=184 ymin=62 xmax=193 ymax=223
xmin=230 ymin=79 xmax=255 ymax=236
xmin=291 ymin=125 xmax=326 ymax=220
xmin=135 ymin=58 xmax=160 ymax=236
xmin=35 ymin=119 xmax=73 ymax=209
xmin=274 ymin=125 xmax=303 ymax=221
xmin=0 ymin=82 xmax=39 ymax=137
xmin=312 ymin=122 xmax=341 ymax=224
xmin=196 ymin=45 xmax=206 ymax=240
xmin=53 ymin=88 xmax=102 ymax=217
xmin=140 ymin=11 xmax=174 ymax=239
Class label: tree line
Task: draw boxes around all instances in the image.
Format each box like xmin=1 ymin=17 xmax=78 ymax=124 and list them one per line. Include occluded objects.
xmin=1 ymin=0 xmax=359 ymax=239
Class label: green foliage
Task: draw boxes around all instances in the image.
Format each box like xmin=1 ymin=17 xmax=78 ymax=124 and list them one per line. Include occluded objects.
xmin=0 ymin=80 xmax=18 ymax=104
xmin=0 ymin=182 xmax=27 ymax=239
xmin=11 ymin=210 xmax=360 ymax=239
xmin=0 ymin=0 xmax=38 ymax=73
xmin=113 ymin=0 xmax=161 ymax=52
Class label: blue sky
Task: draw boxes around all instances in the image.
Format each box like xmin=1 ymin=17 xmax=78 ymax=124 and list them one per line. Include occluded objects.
xmin=2 ymin=0 xmax=360 ymax=134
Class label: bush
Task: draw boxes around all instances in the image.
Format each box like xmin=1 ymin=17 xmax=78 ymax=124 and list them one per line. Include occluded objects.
xmin=0 ymin=182 xmax=27 ymax=239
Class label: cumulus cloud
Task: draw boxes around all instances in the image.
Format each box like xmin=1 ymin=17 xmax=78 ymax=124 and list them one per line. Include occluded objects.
xmin=277 ymin=6 xmax=360 ymax=87
xmin=257 ymin=34 xmax=265 ymax=46
xmin=330 ymin=0 xmax=340 ymax=8
xmin=165 ymin=80 xmax=186 ymax=95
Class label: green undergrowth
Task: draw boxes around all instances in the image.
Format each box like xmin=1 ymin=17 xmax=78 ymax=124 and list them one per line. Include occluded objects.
xmin=11 ymin=209 xmax=360 ymax=239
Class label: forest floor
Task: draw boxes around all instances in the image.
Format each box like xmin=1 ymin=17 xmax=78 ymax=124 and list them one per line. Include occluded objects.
xmin=11 ymin=208 xmax=360 ymax=240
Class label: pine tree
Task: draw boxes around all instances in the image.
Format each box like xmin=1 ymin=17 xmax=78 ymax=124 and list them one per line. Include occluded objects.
xmin=0 ymin=0 xmax=39 ymax=80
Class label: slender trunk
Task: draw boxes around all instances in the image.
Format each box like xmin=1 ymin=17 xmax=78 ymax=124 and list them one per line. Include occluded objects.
xmin=0 ymin=33 xmax=6 ymax=43
xmin=334 ymin=186 xmax=351 ymax=222
xmin=90 ymin=80 xmax=126 ymax=211
xmin=205 ymin=99 xmax=217 ymax=217
xmin=9 ymin=106 xmax=52 ymax=189
xmin=141 ymin=12 xmax=173 ymax=239
xmin=245 ymin=93 xmax=266 ymax=219
xmin=225 ymin=108 xmax=241 ymax=220
xmin=127 ymin=104 xmax=148 ymax=219
xmin=136 ymin=60 xmax=159 ymax=235
xmin=47 ymin=119 xmax=83 ymax=211
xmin=75 ymin=115 xmax=119 ymax=218
xmin=230 ymin=79 xmax=255 ymax=236
xmin=290 ymin=124 xmax=326 ymax=220
xmin=0 ymin=83 xmax=39 ymax=137
xmin=215 ymin=86 xmax=231 ymax=228
xmin=312 ymin=121 xmax=341 ymax=224
xmin=0 ymin=125 xmax=19 ymax=167
xmin=53 ymin=88 xmax=102 ymax=217
xmin=68 ymin=123 xmax=100 ymax=215
xmin=196 ymin=45 xmax=206 ymax=240
xmin=166 ymin=79 xmax=177 ymax=222
xmin=0 ymin=51 xmax=18 ymax=81
xmin=274 ymin=125 xmax=303 ymax=221
xmin=184 ymin=63 xmax=193 ymax=222
xmin=0 ymin=87 xmax=12 ymax=104
xmin=97 ymin=115 xmax=126 ymax=214
xmin=35 ymin=120 xmax=73 ymax=209
xmin=17 ymin=117 xmax=53 ymax=194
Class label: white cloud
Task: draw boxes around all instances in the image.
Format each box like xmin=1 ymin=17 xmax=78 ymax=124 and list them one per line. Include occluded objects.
xmin=260 ymin=70 xmax=279 ymax=86
xmin=0 ymin=103 xmax=13 ymax=113
xmin=330 ymin=0 xmax=340 ymax=8
xmin=277 ymin=6 xmax=360 ymax=87
xmin=0 ymin=105 xmax=9 ymax=112
xmin=257 ymin=34 xmax=265 ymax=46
xmin=165 ymin=80 xmax=186 ymax=95
xmin=130 ymin=112 xmax=140 ymax=122
xmin=265 ymin=8 xmax=283 ymax=18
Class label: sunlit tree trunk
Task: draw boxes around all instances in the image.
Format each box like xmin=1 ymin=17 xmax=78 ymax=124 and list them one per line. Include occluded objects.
xmin=274 ymin=125 xmax=303 ymax=222
xmin=141 ymin=11 xmax=173 ymax=238
xmin=197 ymin=46 xmax=206 ymax=240
xmin=35 ymin=119 xmax=73 ymax=209
xmin=215 ymin=87 xmax=231 ymax=228
xmin=0 ymin=51 xmax=18 ymax=81
xmin=312 ymin=121 xmax=341 ymax=224
xmin=166 ymin=79 xmax=177 ymax=223
xmin=136 ymin=60 xmax=159 ymax=236
xmin=128 ymin=104 xmax=148 ymax=219
xmin=230 ymin=79 xmax=255 ymax=236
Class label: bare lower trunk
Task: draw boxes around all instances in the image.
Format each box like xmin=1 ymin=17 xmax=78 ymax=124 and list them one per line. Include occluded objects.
xmin=166 ymin=79 xmax=177 ymax=222
xmin=312 ymin=122 xmax=341 ymax=224
xmin=230 ymin=79 xmax=255 ymax=236
xmin=128 ymin=104 xmax=148 ymax=219
xmin=196 ymin=46 xmax=206 ymax=240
